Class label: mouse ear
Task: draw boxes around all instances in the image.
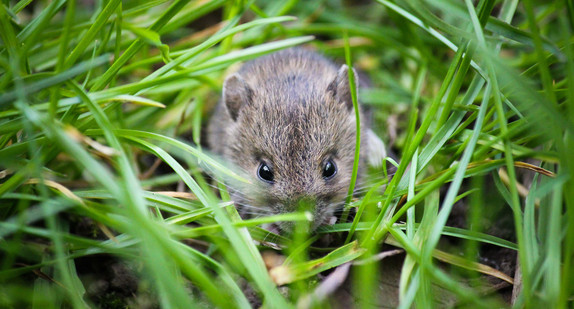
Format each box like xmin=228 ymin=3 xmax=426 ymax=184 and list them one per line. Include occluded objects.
xmin=223 ymin=73 xmax=253 ymax=121
xmin=326 ymin=64 xmax=359 ymax=110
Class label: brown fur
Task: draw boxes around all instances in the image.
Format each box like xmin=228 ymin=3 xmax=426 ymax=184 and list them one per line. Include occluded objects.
xmin=207 ymin=48 xmax=379 ymax=231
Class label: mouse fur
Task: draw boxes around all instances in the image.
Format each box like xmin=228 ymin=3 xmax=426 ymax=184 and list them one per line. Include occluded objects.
xmin=207 ymin=48 xmax=386 ymax=231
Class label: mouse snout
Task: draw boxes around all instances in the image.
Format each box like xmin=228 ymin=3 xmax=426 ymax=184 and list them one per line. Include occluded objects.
xmin=282 ymin=194 xmax=316 ymax=212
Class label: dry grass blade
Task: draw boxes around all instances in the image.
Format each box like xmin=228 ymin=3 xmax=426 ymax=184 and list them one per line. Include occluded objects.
xmin=154 ymin=191 xmax=198 ymax=200
xmin=432 ymin=249 xmax=514 ymax=285
xmin=25 ymin=179 xmax=85 ymax=206
xmin=297 ymin=263 xmax=351 ymax=309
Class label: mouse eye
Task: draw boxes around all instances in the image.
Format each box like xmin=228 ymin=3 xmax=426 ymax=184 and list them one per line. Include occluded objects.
xmin=257 ymin=162 xmax=274 ymax=183
xmin=322 ymin=159 xmax=337 ymax=180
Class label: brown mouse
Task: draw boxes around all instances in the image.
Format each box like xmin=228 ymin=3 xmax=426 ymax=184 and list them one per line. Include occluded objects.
xmin=207 ymin=48 xmax=386 ymax=231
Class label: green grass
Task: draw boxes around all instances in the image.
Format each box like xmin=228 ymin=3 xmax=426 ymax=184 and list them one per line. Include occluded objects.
xmin=0 ymin=0 xmax=572 ymax=308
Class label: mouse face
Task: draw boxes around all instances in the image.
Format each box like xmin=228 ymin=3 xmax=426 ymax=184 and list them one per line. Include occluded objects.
xmin=207 ymin=49 xmax=384 ymax=232
xmin=226 ymin=79 xmax=362 ymax=231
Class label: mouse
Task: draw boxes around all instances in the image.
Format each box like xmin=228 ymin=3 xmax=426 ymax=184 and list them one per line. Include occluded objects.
xmin=207 ymin=48 xmax=386 ymax=231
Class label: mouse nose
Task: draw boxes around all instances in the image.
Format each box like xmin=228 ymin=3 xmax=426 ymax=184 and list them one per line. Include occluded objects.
xmin=284 ymin=195 xmax=316 ymax=212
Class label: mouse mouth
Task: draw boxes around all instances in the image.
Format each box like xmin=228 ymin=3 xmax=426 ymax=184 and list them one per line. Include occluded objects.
xmin=232 ymin=192 xmax=347 ymax=235
xmin=259 ymin=201 xmax=343 ymax=236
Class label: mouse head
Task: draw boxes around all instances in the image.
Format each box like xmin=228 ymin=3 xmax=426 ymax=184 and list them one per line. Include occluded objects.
xmin=220 ymin=65 xmax=365 ymax=231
